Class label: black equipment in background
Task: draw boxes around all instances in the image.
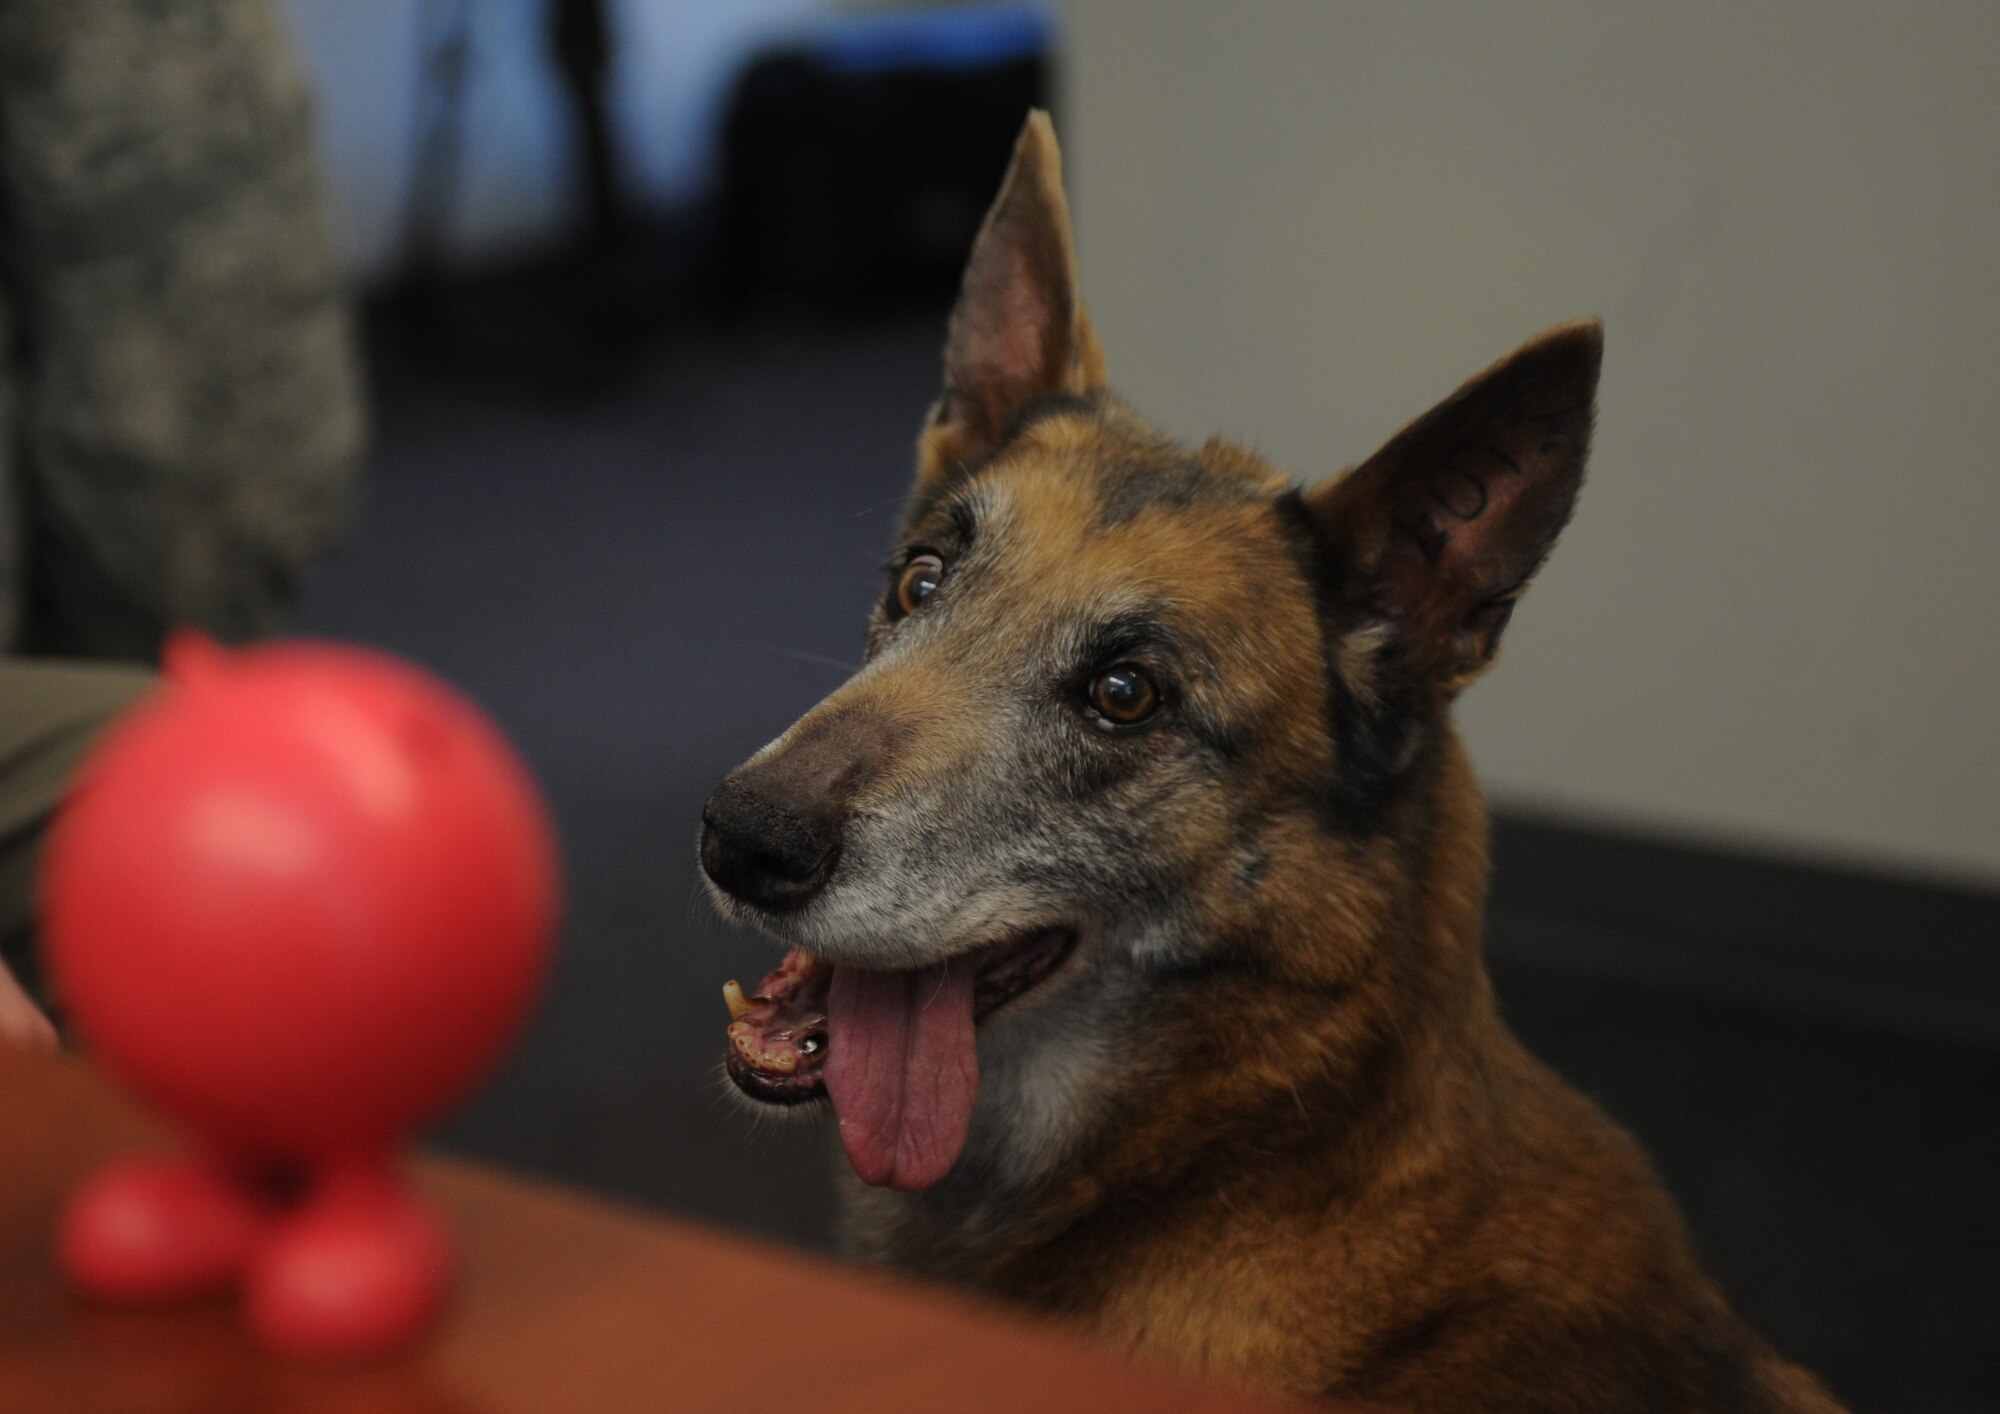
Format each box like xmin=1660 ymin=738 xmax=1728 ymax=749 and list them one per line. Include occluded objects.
xmin=717 ymin=5 xmax=1054 ymax=310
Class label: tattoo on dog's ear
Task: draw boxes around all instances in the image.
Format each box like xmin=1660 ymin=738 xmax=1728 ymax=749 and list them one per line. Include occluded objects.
xmin=1302 ymin=320 xmax=1602 ymax=695
xmin=914 ymin=111 xmax=1109 ymax=506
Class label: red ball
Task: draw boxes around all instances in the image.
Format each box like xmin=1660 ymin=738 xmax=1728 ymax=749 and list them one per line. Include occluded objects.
xmin=45 ymin=637 xmax=559 ymax=1164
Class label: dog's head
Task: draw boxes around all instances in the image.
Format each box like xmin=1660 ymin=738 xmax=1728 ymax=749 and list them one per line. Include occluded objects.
xmin=703 ymin=113 xmax=1600 ymax=1200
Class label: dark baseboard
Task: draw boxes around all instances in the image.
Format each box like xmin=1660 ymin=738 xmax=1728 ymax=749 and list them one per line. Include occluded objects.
xmin=1485 ymin=811 xmax=2000 ymax=1049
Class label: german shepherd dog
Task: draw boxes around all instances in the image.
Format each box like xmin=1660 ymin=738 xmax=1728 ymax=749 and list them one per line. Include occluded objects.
xmin=701 ymin=114 xmax=1842 ymax=1412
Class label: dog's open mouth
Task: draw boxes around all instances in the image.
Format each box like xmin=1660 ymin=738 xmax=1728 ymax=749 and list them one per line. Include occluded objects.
xmin=723 ymin=927 xmax=1076 ymax=1191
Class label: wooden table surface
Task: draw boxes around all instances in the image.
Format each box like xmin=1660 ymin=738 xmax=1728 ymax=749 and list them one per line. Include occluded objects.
xmin=0 ymin=1048 xmax=1309 ymax=1413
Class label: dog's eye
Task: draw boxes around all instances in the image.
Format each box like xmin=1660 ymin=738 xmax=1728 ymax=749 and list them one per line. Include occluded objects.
xmin=894 ymin=554 xmax=945 ymax=616
xmin=1087 ymin=665 xmax=1159 ymax=727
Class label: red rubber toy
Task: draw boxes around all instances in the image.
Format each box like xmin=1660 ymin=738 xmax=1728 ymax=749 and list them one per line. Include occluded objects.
xmin=43 ymin=634 xmax=559 ymax=1361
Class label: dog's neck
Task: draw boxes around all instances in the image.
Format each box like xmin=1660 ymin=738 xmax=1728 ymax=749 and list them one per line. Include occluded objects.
xmin=840 ymin=727 xmax=1523 ymax=1291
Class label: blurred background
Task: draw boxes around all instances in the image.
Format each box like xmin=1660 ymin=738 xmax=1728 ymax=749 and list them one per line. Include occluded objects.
xmin=4 ymin=1 xmax=1994 ymax=1407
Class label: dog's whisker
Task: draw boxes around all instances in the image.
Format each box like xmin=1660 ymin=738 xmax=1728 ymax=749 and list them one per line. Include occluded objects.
xmin=851 ymin=491 xmax=909 ymax=519
xmin=755 ymin=642 xmax=861 ymax=675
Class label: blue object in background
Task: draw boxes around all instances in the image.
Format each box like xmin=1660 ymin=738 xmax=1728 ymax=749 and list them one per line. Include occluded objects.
xmin=808 ymin=3 xmax=1054 ymax=76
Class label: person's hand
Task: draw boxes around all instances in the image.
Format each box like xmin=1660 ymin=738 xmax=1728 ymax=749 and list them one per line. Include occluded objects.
xmin=0 ymin=958 xmax=58 ymax=1052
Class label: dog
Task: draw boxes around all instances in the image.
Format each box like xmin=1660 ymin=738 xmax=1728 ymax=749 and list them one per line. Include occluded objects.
xmin=700 ymin=112 xmax=1843 ymax=1412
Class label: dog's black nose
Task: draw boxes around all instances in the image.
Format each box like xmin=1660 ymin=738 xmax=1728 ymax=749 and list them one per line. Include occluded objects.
xmin=700 ymin=776 xmax=839 ymax=911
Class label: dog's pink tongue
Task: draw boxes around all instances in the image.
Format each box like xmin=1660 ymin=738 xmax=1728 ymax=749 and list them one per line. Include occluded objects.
xmin=824 ymin=958 xmax=980 ymax=1192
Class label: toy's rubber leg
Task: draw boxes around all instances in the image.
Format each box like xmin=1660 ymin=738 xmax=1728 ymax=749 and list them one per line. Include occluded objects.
xmin=59 ymin=1154 xmax=274 ymax=1303
xmin=243 ymin=1161 xmax=452 ymax=1362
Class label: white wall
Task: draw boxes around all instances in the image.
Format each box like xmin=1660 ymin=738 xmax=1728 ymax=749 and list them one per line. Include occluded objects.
xmin=278 ymin=0 xmax=836 ymax=276
xmin=1062 ymin=1 xmax=2000 ymax=884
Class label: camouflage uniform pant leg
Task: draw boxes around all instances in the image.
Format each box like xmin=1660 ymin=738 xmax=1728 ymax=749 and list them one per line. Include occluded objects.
xmin=0 ymin=656 xmax=154 ymax=1013
xmin=0 ymin=290 xmax=18 ymax=651
xmin=0 ymin=0 xmax=366 ymax=660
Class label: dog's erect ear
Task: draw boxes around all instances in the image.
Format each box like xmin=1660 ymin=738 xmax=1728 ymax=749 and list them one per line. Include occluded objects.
xmin=915 ymin=111 xmax=1107 ymax=503
xmin=1298 ymin=320 xmax=1602 ymax=696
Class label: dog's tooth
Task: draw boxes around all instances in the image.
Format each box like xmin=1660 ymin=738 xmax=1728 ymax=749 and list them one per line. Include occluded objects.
xmin=724 ymin=980 xmax=752 ymax=1020
xmin=730 ymin=1021 xmax=800 ymax=1075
